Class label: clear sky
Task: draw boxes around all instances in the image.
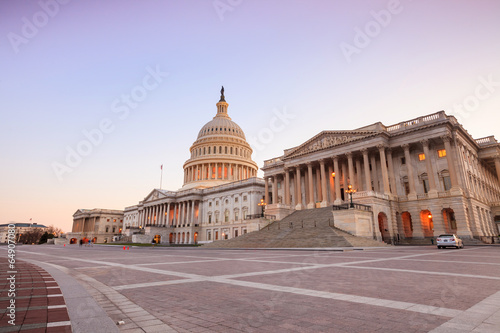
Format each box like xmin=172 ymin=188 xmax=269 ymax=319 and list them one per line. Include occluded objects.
xmin=1 ymin=0 xmax=499 ymax=232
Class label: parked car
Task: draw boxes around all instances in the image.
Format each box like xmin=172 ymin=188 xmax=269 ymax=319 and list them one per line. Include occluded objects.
xmin=436 ymin=234 xmax=464 ymax=249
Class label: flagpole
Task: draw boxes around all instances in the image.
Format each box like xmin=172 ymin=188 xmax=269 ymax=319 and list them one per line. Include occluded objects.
xmin=160 ymin=165 xmax=163 ymax=189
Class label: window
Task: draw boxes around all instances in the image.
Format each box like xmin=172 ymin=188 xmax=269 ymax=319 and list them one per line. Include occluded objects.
xmin=235 ymin=197 xmax=239 ymax=203
xmin=113 ymin=219 xmax=116 ymax=222
xmin=208 ymin=214 xmax=212 ymax=224
xmin=419 ymin=153 xmax=426 ymax=161
xmin=225 ymin=199 xmax=229 ymax=204
xmin=423 ymin=179 xmax=430 ymax=193
xmin=219 ymin=146 xmax=222 ymax=154
xmin=215 ymin=231 xmax=219 ymax=240
xmin=215 ymin=212 xmax=219 ymax=223
xmin=438 ymin=149 xmax=446 ymax=158
xmin=225 ymin=147 xmax=228 ymax=154
xmin=105 ymin=226 xmax=109 ymax=232
xmin=209 ymin=202 xmax=212 ymax=207
xmin=207 ymin=230 xmax=211 ymax=240
xmin=112 ymin=227 xmax=116 ymax=233
xmin=401 ymin=157 xmax=406 ymax=165
xmin=243 ymin=196 xmax=247 ymax=202
xmin=404 ymin=182 xmax=410 ymax=195
xmin=225 ymin=210 xmax=229 ymax=222
xmin=235 ymin=229 xmax=239 ymax=237
xmin=216 ymin=201 xmax=219 ymax=206
xmin=208 ymin=147 xmax=211 ymax=154
xmin=234 ymin=210 xmax=239 ymax=221
xmin=443 ymin=176 xmax=452 ymax=191
xmin=107 ymin=219 xmax=110 ymax=222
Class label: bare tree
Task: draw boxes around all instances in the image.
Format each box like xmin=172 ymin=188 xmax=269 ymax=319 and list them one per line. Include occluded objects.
xmin=18 ymin=228 xmax=44 ymax=244
xmin=47 ymin=225 xmax=63 ymax=237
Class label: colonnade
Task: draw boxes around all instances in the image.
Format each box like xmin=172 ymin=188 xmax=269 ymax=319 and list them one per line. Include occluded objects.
xmin=264 ymin=137 xmax=475 ymax=207
xmin=138 ymin=200 xmax=200 ymax=227
xmin=184 ymin=163 xmax=256 ymax=184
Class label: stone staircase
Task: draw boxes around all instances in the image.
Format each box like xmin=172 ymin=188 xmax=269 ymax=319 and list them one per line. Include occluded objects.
xmin=203 ymin=207 xmax=389 ymax=248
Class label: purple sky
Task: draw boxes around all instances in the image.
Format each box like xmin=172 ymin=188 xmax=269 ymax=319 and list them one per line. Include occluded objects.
xmin=1 ymin=0 xmax=499 ymax=232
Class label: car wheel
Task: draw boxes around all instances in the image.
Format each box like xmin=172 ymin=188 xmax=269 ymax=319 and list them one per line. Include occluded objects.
xmin=437 ymin=246 xmax=441 ymax=249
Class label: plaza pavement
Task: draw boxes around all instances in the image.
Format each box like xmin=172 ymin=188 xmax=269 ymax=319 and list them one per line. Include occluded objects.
xmin=2 ymin=245 xmax=500 ymax=333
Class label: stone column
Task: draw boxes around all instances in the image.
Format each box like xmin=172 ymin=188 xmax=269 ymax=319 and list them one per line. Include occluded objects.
xmin=494 ymin=155 xmax=500 ymax=187
xmin=377 ymin=145 xmax=391 ymax=195
xmin=159 ymin=204 xmax=163 ymax=225
xmin=295 ymin=166 xmax=303 ymax=209
xmin=284 ymin=168 xmax=291 ymax=205
xmin=191 ymin=200 xmax=195 ymax=225
xmin=402 ymin=144 xmax=417 ymax=199
xmin=273 ymin=176 xmax=278 ymax=204
xmin=328 ymin=164 xmax=335 ymax=203
xmin=307 ymin=163 xmax=314 ymax=208
xmin=316 ymin=166 xmax=322 ymax=204
xmin=355 ymin=158 xmax=362 ymax=191
xmin=346 ymin=152 xmax=355 ymax=189
xmin=264 ymin=177 xmax=269 ymax=204
xmin=361 ymin=148 xmax=372 ymax=192
xmin=320 ymin=160 xmax=327 ymax=207
xmin=421 ymin=139 xmax=438 ymax=197
xmin=333 ymin=156 xmax=341 ymax=204
xmin=442 ymin=135 xmax=460 ymax=190
xmin=173 ymin=203 xmax=177 ymax=226
xmin=386 ymin=148 xmax=397 ymax=196
xmin=166 ymin=203 xmax=170 ymax=226
xmin=370 ymin=154 xmax=379 ymax=192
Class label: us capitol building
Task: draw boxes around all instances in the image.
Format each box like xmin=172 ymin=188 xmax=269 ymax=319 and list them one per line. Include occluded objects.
xmin=121 ymin=88 xmax=265 ymax=244
xmin=71 ymin=88 xmax=500 ymax=244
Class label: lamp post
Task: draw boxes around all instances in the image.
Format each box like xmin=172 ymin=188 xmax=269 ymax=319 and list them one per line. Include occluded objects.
xmin=345 ymin=184 xmax=356 ymax=208
xmin=257 ymin=199 xmax=267 ymax=217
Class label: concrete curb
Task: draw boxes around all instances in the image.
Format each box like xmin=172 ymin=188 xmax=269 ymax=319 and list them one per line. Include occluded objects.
xmin=24 ymin=259 xmax=119 ymax=333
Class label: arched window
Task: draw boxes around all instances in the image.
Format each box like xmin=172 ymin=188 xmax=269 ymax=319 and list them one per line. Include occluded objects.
xmin=230 ymin=147 xmax=233 ymax=154
xmin=219 ymin=146 xmax=222 ymax=154
xmin=208 ymin=147 xmax=211 ymax=154
xmin=225 ymin=147 xmax=228 ymax=154
xmin=225 ymin=209 xmax=229 ymax=222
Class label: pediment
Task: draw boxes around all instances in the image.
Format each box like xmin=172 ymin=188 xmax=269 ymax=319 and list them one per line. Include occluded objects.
xmin=143 ymin=189 xmax=169 ymax=203
xmin=284 ymin=130 xmax=378 ymax=158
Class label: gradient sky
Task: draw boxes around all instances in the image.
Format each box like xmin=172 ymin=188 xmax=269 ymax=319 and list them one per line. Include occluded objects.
xmin=1 ymin=0 xmax=499 ymax=232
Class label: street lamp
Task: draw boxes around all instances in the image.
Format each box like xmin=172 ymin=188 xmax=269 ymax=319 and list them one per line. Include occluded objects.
xmin=257 ymin=199 xmax=267 ymax=217
xmin=345 ymin=184 xmax=357 ymax=208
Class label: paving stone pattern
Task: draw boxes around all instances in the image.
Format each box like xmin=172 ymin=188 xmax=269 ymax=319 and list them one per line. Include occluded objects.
xmin=7 ymin=245 xmax=500 ymax=332
xmin=0 ymin=259 xmax=71 ymax=332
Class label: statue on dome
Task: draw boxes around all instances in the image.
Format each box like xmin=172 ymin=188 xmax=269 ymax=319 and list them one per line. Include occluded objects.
xmin=220 ymin=86 xmax=225 ymax=102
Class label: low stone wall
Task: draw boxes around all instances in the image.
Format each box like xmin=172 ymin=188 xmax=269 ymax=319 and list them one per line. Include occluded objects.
xmin=332 ymin=209 xmax=374 ymax=238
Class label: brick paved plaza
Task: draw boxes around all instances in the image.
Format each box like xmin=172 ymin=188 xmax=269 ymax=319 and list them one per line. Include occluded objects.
xmin=4 ymin=245 xmax=500 ymax=332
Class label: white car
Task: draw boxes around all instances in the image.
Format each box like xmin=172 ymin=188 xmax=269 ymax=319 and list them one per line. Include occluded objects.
xmin=436 ymin=234 xmax=464 ymax=249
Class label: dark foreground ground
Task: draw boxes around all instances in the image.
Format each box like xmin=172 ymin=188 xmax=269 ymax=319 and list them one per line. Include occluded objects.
xmin=2 ymin=245 xmax=500 ymax=332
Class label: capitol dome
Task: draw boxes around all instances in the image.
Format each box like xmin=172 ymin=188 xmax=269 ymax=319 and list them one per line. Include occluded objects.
xmin=182 ymin=87 xmax=258 ymax=189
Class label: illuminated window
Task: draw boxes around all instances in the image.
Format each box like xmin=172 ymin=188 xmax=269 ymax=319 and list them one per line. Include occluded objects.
xmin=418 ymin=153 xmax=426 ymax=161
xmin=438 ymin=149 xmax=446 ymax=158
xmin=113 ymin=219 xmax=116 ymax=222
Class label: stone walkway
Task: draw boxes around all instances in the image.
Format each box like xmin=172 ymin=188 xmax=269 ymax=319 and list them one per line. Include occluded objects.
xmin=0 ymin=259 xmax=71 ymax=332
xmin=4 ymin=245 xmax=500 ymax=332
